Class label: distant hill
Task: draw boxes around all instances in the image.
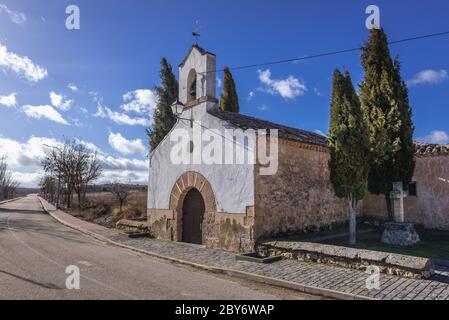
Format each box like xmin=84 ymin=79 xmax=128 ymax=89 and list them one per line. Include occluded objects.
xmin=15 ymin=187 xmax=40 ymax=196
xmin=87 ymin=184 xmax=147 ymax=193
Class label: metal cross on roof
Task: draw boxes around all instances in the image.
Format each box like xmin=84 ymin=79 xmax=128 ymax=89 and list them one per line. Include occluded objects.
xmin=192 ymin=20 xmax=201 ymax=44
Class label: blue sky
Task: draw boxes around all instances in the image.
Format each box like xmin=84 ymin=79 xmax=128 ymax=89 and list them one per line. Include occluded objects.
xmin=0 ymin=0 xmax=448 ymax=187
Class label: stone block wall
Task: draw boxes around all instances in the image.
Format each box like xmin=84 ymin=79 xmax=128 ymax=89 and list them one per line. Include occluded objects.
xmin=148 ymin=171 xmax=255 ymax=253
xmin=254 ymin=138 xmax=348 ymax=240
xmin=361 ymin=155 xmax=449 ymax=230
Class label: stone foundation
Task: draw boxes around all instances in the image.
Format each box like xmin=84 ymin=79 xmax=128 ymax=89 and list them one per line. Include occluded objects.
xmin=381 ymin=222 xmax=421 ymax=246
xmin=148 ymin=208 xmax=255 ymax=253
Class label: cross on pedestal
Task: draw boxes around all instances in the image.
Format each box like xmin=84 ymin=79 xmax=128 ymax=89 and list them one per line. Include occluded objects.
xmin=390 ymin=182 xmax=407 ymax=223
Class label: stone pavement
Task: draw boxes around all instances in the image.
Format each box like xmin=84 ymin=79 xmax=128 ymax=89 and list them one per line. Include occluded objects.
xmin=39 ymin=197 xmax=449 ymax=300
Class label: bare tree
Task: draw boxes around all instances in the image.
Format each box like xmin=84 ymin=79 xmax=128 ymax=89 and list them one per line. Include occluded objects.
xmin=39 ymin=175 xmax=57 ymax=203
xmin=110 ymin=183 xmax=129 ymax=214
xmin=0 ymin=157 xmax=20 ymax=200
xmin=73 ymin=143 xmax=102 ymax=209
xmin=42 ymin=140 xmax=102 ymax=209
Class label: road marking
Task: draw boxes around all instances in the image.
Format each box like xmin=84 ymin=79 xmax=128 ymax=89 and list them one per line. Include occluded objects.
xmin=4 ymin=209 xmax=137 ymax=299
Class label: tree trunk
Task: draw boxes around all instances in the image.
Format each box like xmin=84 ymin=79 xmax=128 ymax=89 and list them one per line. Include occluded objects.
xmin=349 ymin=194 xmax=357 ymax=246
xmin=385 ymin=193 xmax=393 ymax=221
xmin=119 ymin=201 xmax=123 ymax=214
xmin=77 ymin=192 xmax=81 ymax=210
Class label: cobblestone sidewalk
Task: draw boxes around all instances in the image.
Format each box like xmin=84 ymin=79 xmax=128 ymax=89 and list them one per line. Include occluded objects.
xmin=39 ymin=197 xmax=449 ymax=300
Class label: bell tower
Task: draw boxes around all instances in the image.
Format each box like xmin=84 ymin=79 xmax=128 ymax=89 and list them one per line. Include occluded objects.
xmin=179 ymin=45 xmax=217 ymax=107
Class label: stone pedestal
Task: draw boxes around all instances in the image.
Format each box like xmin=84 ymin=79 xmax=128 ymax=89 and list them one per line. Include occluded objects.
xmin=381 ymin=222 xmax=420 ymax=246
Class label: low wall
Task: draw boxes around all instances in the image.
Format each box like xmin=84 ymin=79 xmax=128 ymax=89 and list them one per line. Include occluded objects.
xmin=361 ymin=155 xmax=449 ymax=230
xmin=259 ymin=241 xmax=434 ymax=279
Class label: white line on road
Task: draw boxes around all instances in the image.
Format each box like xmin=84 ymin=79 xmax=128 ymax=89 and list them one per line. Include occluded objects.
xmin=5 ymin=211 xmax=138 ymax=299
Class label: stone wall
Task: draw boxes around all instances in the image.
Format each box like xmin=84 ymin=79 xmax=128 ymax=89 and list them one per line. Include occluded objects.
xmin=361 ymin=155 xmax=449 ymax=230
xmin=254 ymin=138 xmax=348 ymax=240
xmin=148 ymin=171 xmax=255 ymax=253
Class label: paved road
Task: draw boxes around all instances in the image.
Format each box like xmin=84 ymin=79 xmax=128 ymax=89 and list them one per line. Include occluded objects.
xmin=0 ymin=196 xmax=320 ymax=300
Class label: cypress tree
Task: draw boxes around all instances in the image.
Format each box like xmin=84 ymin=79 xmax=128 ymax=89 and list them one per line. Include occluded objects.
xmin=220 ymin=67 xmax=240 ymax=113
xmin=147 ymin=58 xmax=179 ymax=150
xmin=329 ymin=69 xmax=369 ymax=246
xmin=359 ymin=29 xmax=415 ymax=219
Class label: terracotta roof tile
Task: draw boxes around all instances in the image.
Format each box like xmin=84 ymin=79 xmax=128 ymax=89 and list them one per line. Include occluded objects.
xmin=208 ymin=108 xmax=328 ymax=147
xmin=415 ymin=142 xmax=449 ymax=157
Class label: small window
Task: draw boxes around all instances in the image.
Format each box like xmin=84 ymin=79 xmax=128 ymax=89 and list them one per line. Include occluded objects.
xmin=188 ymin=141 xmax=194 ymax=153
xmin=187 ymin=69 xmax=197 ymax=102
xmin=408 ymin=182 xmax=418 ymax=197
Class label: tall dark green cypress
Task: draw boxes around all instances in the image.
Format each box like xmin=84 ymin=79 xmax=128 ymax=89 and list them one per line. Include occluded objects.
xmin=329 ymin=69 xmax=369 ymax=245
xmin=220 ymin=67 xmax=240 ymax=113
xmin=359 ymin=29 xmax=415 ymax=219
xmin=147 ymin=58 xmax=179 ymax=150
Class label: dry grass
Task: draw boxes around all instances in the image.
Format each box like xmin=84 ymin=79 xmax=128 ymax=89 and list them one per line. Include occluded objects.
xmin=69 ymin=190 xmax=147 ymax=228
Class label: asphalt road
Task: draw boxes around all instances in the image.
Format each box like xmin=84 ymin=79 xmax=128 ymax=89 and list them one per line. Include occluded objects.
xmin=0 ymin=196 xmax=320 ymax=300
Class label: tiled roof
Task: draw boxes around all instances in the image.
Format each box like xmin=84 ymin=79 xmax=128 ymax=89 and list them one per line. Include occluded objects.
xmin=208 ymin=108 xmax=328 ymax=147
xmin=179 ymin=44 xmax=216 ymax=68
xmin=208 ymin=108 xmax=449 ymax=156
xmin=415 ymin=142 xmax=449 ymax=157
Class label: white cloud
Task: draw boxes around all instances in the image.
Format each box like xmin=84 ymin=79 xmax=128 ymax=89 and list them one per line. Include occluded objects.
xmin=259 ymin=104 xmax=269 ymax=111
xmin=407 ymin=69 xmax=448 ymax=86
xmin=121 ymin=89 xmax=157 ymax=114
xmin=0 ymin=42 xmax=48 ymax=82
xmin=0 ymin=4 xmax=26 ymax=25
xmin=22 ymin=105 xmax=70 ymax=125
xmin=0 ymin=136 xmax=59 ymax=168
xmin=95 ymin=103 xmax=151 ymax=126
xmin=418 ymin=130 xmax=449 ymax=144
xmin=97 ymin=170 xmax=148 ymax=185
xmin=0 ymin=135 xmax=149 ymax=187
xmin=67 ymin=83 xmax=79 ymax=92
xmin=216 ymin=77 xmax=222 ymax=88
xmin=50 ymin=91 xmax=73 ymax=111
xmin=247 ymin=91 xmax=255 ymax=101
xmin=80 ymin=107 xmax=88 ymax=113
xmin=0 ymin=92 xmax=17 ymax=107
xmin=258 ymin=69 xmax=307 ymax=99
xmin=12 ymin=171 xmax=42 ymax=187
xmin=100 ymin=155 xmax=147 ymax=171
xmin=108 ymin=132 xmax=146 ymax=155
xmin=314 ymin=88 xmax=323 ymax=96
xmin=75 ymin=138 xmax=102 ymax=154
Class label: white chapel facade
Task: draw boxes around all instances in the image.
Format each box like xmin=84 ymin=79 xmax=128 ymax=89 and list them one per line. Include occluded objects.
xmin=147 ymin=45 xmax=349 ymax=252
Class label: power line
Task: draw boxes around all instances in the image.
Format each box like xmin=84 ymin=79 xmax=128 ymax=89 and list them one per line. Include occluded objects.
xmin=203 ymin=30 xmax=449 ymax=74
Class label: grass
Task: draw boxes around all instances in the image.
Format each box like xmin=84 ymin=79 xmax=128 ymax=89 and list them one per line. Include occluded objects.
xmin=67 ymin=190 xmax=147 ymax=228
xmin=318 ymin=228 xmax=449 ymax=261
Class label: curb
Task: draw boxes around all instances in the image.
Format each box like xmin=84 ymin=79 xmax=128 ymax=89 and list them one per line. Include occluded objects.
xmin=37 ymin=197 xmax=376 ymax=301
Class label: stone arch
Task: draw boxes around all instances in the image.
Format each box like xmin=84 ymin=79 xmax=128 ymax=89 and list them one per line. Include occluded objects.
xmin=169 ymin=171 xmax=217 ymax=214
xmin=169 ymin=171 xmax=217 ymax=242
xmin=187 ymin=68 xmax=197 ymax=102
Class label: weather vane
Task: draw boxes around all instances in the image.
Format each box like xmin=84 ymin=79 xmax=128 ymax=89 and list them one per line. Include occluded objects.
xmin=192 ymin=20 xmax=201 ymax=45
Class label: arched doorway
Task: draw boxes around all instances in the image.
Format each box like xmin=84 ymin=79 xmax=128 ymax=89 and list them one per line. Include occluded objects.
xmin=182 ymin=188 xmax=205 ymax=244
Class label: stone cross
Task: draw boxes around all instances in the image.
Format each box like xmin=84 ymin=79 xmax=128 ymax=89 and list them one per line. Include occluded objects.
xmin=390 ymin=182 xmax=407 ymax=223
